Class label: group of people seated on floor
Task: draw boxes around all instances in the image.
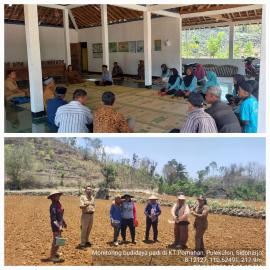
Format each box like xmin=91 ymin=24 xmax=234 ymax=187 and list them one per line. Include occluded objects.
xmin=5 ymin=62 xmax=259 ymax=133
xmin=52 ymin=89 xmax=134 ymax=133
xmin=156 ymin=63 xmax=259 ymax=133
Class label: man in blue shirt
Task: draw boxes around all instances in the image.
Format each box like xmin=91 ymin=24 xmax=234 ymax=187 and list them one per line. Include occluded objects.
xmin=95 ymin=65 xmax=113 ymax=86
xmin=110 ymin=194 xmax=122 ymax=246
xmin=238 ymin=81 xmax=258 ymax=133
xmin=47 ymin=87 xmax=67 ymax=132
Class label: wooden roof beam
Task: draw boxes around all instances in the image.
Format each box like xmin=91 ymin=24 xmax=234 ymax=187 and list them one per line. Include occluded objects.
xmin=38 ymin=4 xmax=66 ymax=10
xmin=181 ymin=5 xmax=262 ymax=19
xmin=147 ymin=4 xmax=188 ymax=12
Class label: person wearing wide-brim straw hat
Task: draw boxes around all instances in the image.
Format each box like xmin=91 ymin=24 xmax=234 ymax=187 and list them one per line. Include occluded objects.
xmin=121 ymin=193 xmax=134 ymax=199
xmin=144 ymin=195 xmax=161 ymax=242
xmin=191 ymin=195 xmax=209 ymax=257
xmin=120 ymin=193 xmax=137 ymax=244
xmin=47 ymin=190 xmax=67 ymax=262
xmin=171 ymin=194 xmax=190 ymax=249
xmin=110 ymin=194 xmax=122 ymax=246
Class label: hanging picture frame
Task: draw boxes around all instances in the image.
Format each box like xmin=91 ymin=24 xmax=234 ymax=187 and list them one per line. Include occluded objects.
xmin=136 ymin=40 xmax=144 ymax=53
xmin=109 ymin=42 xmax=117 ymax=53
xmin=128 ymin=41 xmax=136 ymax=53
xmin=118 ymin=42 xmax=129 ymax=52
xmin=154 ymin=40 xmax=162 ymax=51
xmin=92 ymin=43 xmax=102 ymax=53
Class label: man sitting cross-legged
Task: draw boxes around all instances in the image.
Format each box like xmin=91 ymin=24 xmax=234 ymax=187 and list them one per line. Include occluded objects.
xmin=5 ymin=70 xmax=29 ymax=102
xmin=205 ymin=86 xmax=241 ymax=133
xmin=95 ymin=65 xmax=113 ymax=86
xmin=46 ymin=86 xmax=68 ymax=132
xmin=93 ymin=91 xmax=134 ymax=133
xmin=180 ymin=93 xmax=217 ymax=133
xmin=55 ymin=89 xmax=93 ymax=133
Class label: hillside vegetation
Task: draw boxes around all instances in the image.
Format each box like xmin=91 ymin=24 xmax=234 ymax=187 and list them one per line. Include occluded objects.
xmin=5 ymin=138 xmax=266 ymax=202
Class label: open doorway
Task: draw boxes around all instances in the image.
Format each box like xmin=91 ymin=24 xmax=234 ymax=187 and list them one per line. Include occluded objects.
xmin=80 ymin=42 xmax=88 ymax=73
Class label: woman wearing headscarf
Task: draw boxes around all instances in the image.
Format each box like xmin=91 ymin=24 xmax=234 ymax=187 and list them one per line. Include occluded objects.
xmin=154 ymin=64 xmax=170 ymax=85
xmin=120 ymin=193 xmax=137 ymax=244
xmin=194 ymin=64 xmax=207 ymax=86
xmin=171 ymin=194 xmax=190 ymax=249
xmin=180 ymin=67 xmax=197 ymax=97
xmin=159 ymin=68 xmax=182 ymax=96
xmin=202 ymin=71 xmax=220 ymax=97
xmin=191 ymin=195 xmax=209 ymax=257
xmin=225 ymin=74 xmax=245 ymax=105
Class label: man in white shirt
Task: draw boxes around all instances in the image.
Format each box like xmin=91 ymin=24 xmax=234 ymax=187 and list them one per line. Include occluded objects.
xmin=55 ymin=89 xmax=93 ymax=133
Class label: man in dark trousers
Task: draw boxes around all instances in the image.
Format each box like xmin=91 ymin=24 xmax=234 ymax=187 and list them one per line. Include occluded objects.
xmin=144 ymin=195 xmax=161 ymax=242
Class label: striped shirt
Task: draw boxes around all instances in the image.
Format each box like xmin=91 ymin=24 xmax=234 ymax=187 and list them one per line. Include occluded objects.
xmin=181 ymin=108 xmax=218 ymax=133
xmin=55 ymin=101 xmax=93 ymax=133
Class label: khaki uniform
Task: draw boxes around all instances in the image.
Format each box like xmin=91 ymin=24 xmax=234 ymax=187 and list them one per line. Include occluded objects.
xmin=80 ymin=194 xmax=95 ymax=245
xmin=43 ymin=83 xmax=55 ymax=110
xmin=5 ymin=78 xmax=24 ymax=101
xmin=193 ymin=204 xmax=209 ymax=253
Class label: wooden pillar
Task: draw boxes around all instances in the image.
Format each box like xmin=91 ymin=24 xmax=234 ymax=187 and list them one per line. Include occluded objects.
xmin=101 ymin=4 xmax=109 ymax=69
xmin=143 ymin=11 xmax=152 ymax=87
xmin=24 ymin=4 xmax=44 ymax=116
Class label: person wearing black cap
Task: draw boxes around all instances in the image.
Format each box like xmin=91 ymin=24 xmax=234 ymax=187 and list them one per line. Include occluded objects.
xmin=225 ymin=74 xmax=245 ymax=105
xmin=181 ymin=93 xmax=217 ymax=133
xmin=46 ymin=86 xmax=67 ymax=132
xmin=238 ymin=81 xmax=258 ymax=133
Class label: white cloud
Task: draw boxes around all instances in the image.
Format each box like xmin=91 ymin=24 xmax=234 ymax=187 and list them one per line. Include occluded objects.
xmin=103 ymin=146 xmax=124 ymax=156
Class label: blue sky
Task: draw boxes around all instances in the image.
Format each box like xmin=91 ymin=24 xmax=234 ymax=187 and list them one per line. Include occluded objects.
xmin=86 ymin=137 xmax=265 ymax=178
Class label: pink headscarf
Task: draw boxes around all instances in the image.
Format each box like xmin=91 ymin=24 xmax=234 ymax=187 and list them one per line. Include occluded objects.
xmin=194 ymin=64 xmax=206 ymax=80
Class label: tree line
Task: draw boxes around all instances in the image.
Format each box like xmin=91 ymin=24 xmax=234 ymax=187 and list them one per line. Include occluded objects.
xmin=4 ymin=138 xmax=265 ymax=201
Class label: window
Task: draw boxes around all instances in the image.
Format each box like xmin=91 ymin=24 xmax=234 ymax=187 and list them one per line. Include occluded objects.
xmin=233 ymin=24 xmax=262 ymax=59
xmin=182 ymin=26 xmax=229 ymax=59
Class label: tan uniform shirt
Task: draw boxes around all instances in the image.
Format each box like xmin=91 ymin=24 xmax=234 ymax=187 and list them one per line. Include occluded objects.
xmin=80 ymin=194 xmax=95 ymax=214
xmin=43 ymin=83 xmax=55 ymax=110
xmin=194 ymin=204 xmax=209 ymax=228
xmin=5 ymin=78 xmax=23 ymax=101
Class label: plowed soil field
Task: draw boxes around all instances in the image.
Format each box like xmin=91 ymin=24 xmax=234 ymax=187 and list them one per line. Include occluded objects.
xmin=5 ymin=196 xmax=265 ymax=266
